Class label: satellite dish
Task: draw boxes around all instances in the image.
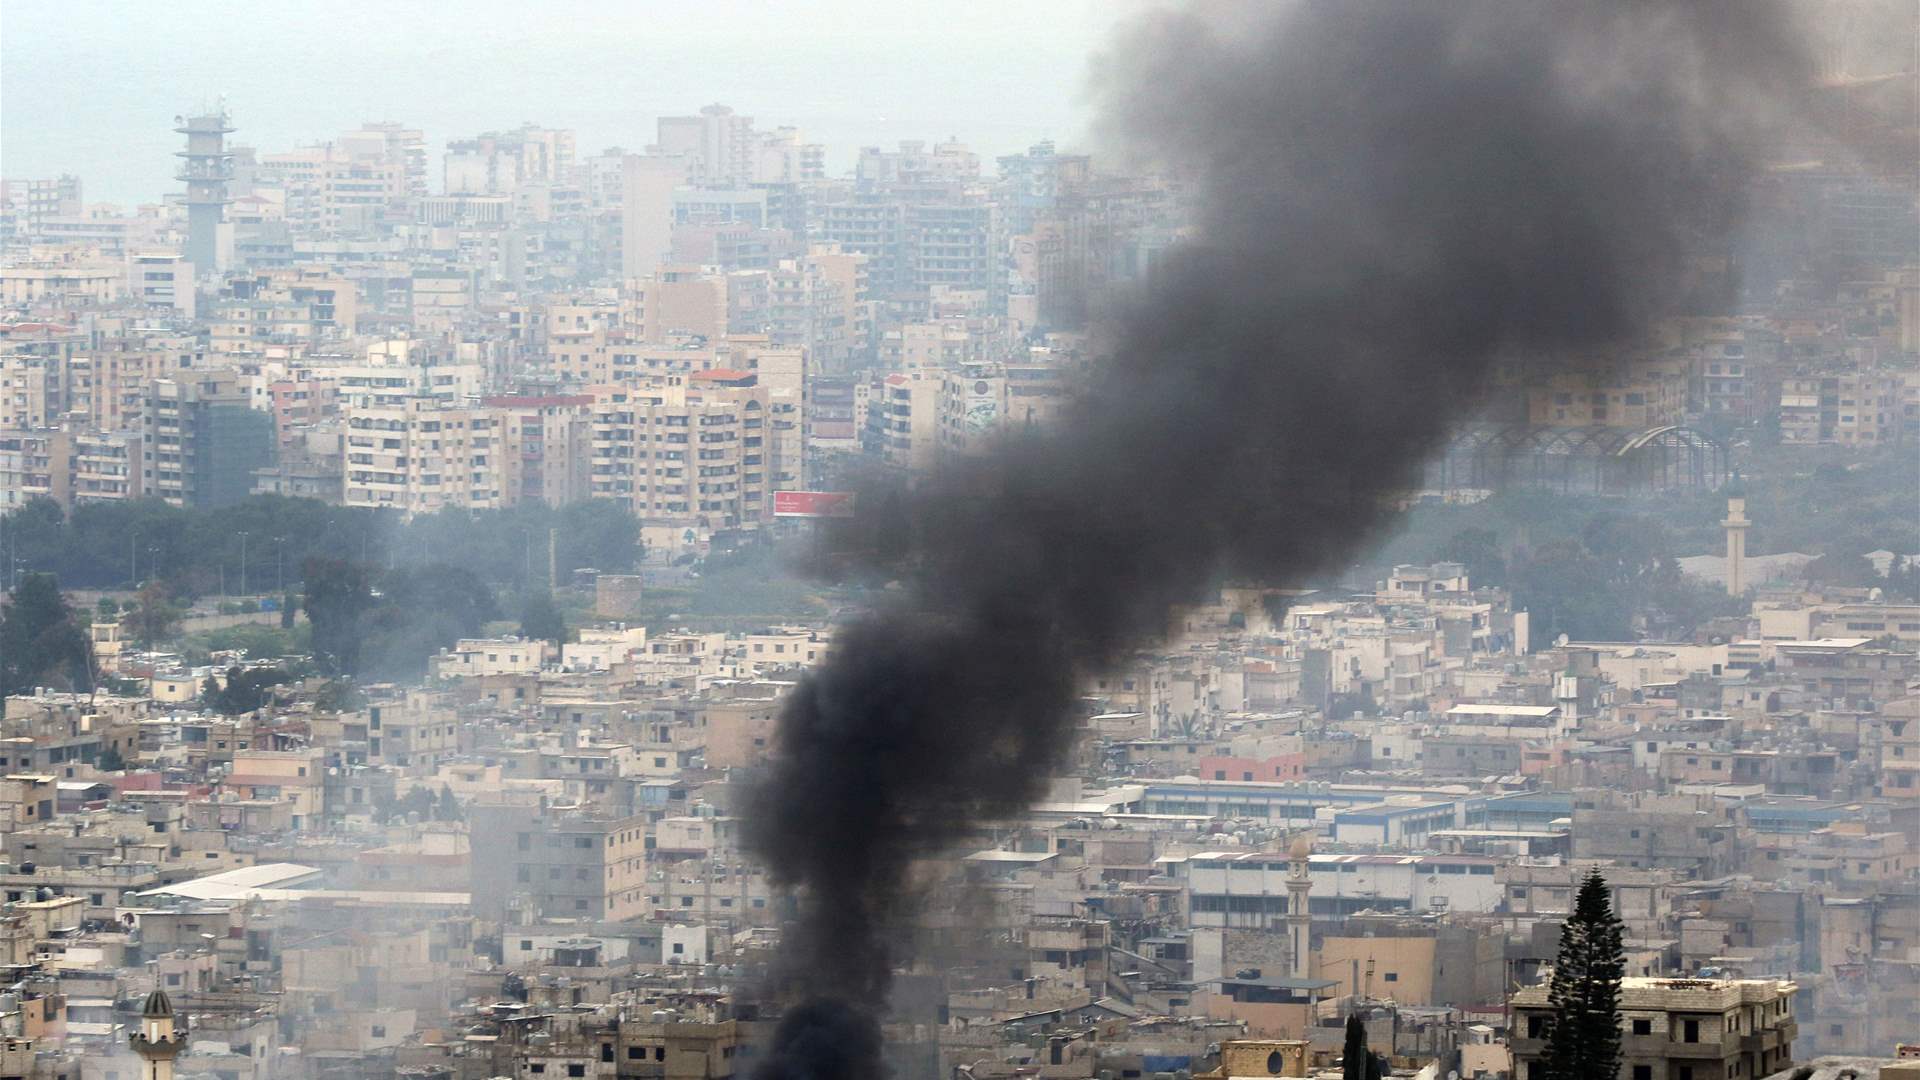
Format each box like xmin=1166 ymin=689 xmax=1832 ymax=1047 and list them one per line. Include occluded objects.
xmin=1555 ymin=634 xmax=1570 ymax=647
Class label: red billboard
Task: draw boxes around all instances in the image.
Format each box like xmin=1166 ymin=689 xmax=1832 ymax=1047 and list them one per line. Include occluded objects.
xmin=773 ymin=491 xmax=856 ymax=518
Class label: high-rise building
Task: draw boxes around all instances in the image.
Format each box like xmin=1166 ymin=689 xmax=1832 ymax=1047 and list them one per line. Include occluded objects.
xmin=588 ymin=374 xmax=776 ymax=532
xmin=174 ymin=109 xmax=234 ymax=274
xmin=656 ymin=104 xmax=756 ymax=187
xmin=620 ymin=154 xmax=689 ymax=281
xmin=0 ymin=174 xmax=83 ymax=240
xmin=341 ymin=396 xmax=510 ymax=514
xmin=141 ymin=370 xmax=274 ymax=507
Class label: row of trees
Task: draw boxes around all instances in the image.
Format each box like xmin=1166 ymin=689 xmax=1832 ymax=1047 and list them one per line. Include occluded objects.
xmin=0 ymin=495 xmax=641 ymax=597
xmin=1439 ymin=515 xmax=1746 ymax=648
xmin=4 ymin=556 xmax=574 ymax=700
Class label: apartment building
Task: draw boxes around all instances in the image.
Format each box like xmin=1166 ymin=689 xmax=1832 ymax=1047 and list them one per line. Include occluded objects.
xmin=141 ymin=370 xmax=275 ymax=507
xmin=485 ymin=393 xmax=594 ymax=507
xmin=1511 ymin=977 xmax=1797 ymax=1080
xmin=254 ymin=143 xmax=406 ymax=235
xmin=67 ymin=429 xmax=142 ymax=503
xmin=468 ymin=803 xmax=648 ymax=922
xmin=342 ymin=395 xmax=511 ymax=513
xmin=866 ymin=369 xmax=941 ymax=472
xmin=444 ymin=124 xmax=576 ymax=195
xmin=938 ymin=358 xmax=1069 ymax=456
xmin=587 ymin=374 xmax=774 ymax=531
xmin=1778 ymin=369 xmax=1902 ymax=446
xmin=1527 ymin=363 xmax=1687 ymax=429
xmin=127 ymin=253 xmax=195 ymax=317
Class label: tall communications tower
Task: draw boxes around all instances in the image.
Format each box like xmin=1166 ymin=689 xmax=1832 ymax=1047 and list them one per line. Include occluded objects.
xmin=174 ymin=108 xmax=233 ymax=273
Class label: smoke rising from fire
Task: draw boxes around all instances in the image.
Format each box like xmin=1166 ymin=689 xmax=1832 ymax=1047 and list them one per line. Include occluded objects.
xmin=744 ymin=5 xmax=1810 ymax=1076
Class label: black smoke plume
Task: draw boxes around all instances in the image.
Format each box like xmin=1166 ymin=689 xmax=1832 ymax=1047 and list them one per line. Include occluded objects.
xmin=745 ymin=4 xmax=1809 ymax=1075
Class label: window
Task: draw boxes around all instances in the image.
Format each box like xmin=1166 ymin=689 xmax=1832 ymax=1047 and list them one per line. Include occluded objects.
xmin=1632 ymin=1019 xmax=1651 ymax=1035
xmin=1683 ymin=1019 xmax=1699 ymax=1043
xmin=371 ymin=1026 xmax=386 ymax=1038
xmin=568 ymin=1066 xmax=586 ymax=1078
xmin=521 ymin=940 xmax=533 ymax=951
xmin=1634 ymin=1068 xmax=1652 ymax=1080
xmin=1383 ymin=972 xmax=1398 ymax=982
xmin=1526 ymin=1015 xmax=1546 ymax=1038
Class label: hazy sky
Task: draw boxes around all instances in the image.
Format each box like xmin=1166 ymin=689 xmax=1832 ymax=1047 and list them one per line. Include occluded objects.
xmin=2 ymin=1 xmax=1132 ymax=205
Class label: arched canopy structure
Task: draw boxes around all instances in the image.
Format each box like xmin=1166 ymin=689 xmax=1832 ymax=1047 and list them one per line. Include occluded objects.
xmin=1426 ymin=423 xmax=1727 ymax=495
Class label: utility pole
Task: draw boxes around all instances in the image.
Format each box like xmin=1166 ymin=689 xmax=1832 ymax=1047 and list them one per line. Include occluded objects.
xmin=548 ymin=528 xmax=558 ymax=591
xmin=238 ymin=531 xmax=249 ymax=596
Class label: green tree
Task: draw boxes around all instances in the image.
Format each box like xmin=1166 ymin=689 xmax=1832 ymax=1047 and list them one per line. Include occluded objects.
xmin=435 ymin=785 xmax=463 ymax=822
xmin=0 ymin=573 xmax=95 ymax=696
xmin=302 ymin=558 xmax=374 ymax=675
xmin=313 ymin=678 xmax=366 ymax=714
xmin=1887 ymin=556 xmax=1920 ymax=603
xmin=1511 ymin=539 xmax=1631 ymax=648
xmin=1543 ymin=870 xmax=1626 ymax=1080
xmin=1437 ymin=526 xmax=1507 ymax=588
xmin=362 ymin=563 xmax=498 ymax=680
xmin=1803 ymin=550 xmax=1879 ymax=589
xmin=96 ymin=746 xmax=127 ymax=772
xmin=204 ymin=666 xmax=292 ymax=715
xmin=557 ymin=499 xmax=643 ymax=573
xmin=123 ymin=582 xmax=183 ymax=649
xmin=518 ymin=589 xmax=568 ymax=645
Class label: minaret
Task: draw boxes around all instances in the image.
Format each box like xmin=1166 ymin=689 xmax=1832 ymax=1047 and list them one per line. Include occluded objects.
xmin=1721 ymin=475 xmax=1751 ymax=597
xmin=130 ymin=989 xmax=186 ymax=1080
xmin=1286 ymin=833 xmax=1313 ymax=981
xmin=174 ymin=108 xmax=233 ymax=274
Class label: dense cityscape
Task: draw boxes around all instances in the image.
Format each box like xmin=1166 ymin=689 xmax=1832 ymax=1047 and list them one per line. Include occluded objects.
xmin=0 ymin=4 xmax=1917 ymax=1080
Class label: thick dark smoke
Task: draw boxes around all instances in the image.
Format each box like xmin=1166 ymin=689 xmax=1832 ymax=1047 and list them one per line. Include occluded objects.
xmin=745 ymin=4 xmax=1808 ymax=1076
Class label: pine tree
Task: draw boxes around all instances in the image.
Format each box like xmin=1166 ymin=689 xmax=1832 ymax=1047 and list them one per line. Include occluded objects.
xmin=1342 ymin=1014 xmax=1385 ymax=1080
xmin=1543 ymin=869 xmax=1626 ymax=1080
xmin=1343 ymin=1013 xmax=1367 ymax=1080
